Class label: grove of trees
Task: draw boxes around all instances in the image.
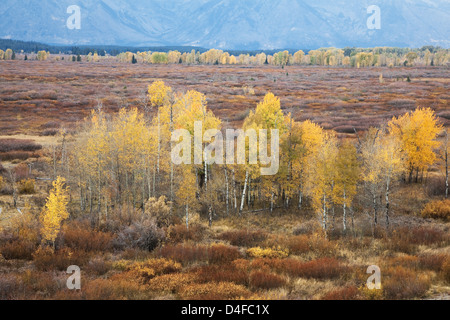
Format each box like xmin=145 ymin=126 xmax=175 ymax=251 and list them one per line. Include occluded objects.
xmin=46 ymin=81 xmax=445 ymax=235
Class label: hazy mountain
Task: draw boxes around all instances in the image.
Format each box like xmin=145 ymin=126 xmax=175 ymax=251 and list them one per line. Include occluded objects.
xmin=1 ymin=0 xmax=448 ymax=49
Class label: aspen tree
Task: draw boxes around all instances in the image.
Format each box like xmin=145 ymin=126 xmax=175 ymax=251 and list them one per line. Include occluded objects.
xmin=40 ymin=177 xmax=70 ymax=247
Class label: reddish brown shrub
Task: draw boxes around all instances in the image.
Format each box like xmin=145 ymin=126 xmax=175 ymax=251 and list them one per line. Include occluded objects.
xmin=159 ymin=244 xmax=209 ymax=264
xmin=148 ymin=273 xmax=199 ymax=294
xmin=81 ymin=278 xmax=148 ymax=300
xmin=295 ymin=258 xmax=347 ymax=279
xmin=249 ymin=270 xmax=286 ymax=289
xmin=321 ymin=286 xmax=360 ymax=300
xmin=0 ymin=139 xmax=42 ymax=153
xmin=179 ymin=282 xmax=250 ymax=300
xmin=86 ymin=257 xmax=111 ymax=276
xmin=33 ymin=247 xmax=89 ymax=271
xmin=20 ymin=270 xmax=59 ymax=298
xmin=287 ymin=235 xmax=310 ymax=254
xmin=418 ymin=254 xmax=447 ymax=272
xmin=167 ymin=224 xmax=205 ymax=243
xmin=387 ymin=227 xmax=448 ymax=253
xmin=383 ymin=267 xmax=431 ymax=299
xmin=0 ymin=274 xmax=22 ymax=300
xmin=0 ymin=240 xmax=36 ymax=260
xmin=208 ymin=244 xmax=242 ymax=264
xmin=193 ymin=264 xmax=248 ymax=286
xmin=219 ymin=229 xmax=267 ymax=247
xmin=261 ymin=257 xmax=348 ymax=279
xmin=442 ymin=258 xmax=450 ymax=284
xmin=0 ymin=151 xmax=35 ymax=161
xmin=63 ymin=223 xmax=114 ymax=252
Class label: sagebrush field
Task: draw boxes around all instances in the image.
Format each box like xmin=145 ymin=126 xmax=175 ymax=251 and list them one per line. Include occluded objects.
xmin=0 ymin=59 xmax=449 ymax=300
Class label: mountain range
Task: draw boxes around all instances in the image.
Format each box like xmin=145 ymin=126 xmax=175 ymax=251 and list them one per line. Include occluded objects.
xmin=1 ymin=0 xmax=449 ymax=49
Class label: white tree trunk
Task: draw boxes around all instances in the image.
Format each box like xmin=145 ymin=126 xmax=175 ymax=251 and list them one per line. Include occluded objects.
xmin=239 ymin=170 xmax=249 ymax=215
xmin=225 ymin=168 xmax=229 ymax=216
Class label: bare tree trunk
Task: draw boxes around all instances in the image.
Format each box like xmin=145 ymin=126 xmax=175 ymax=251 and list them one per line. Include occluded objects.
xmin=270 ymin=192 xmax=274 ymax=213
xmin=208 ymin=205 xmax=212 ymax=227
xmin=185 ymin=203 xmax=189 ymax=230
xmin=224 ymin=167 xmax=229 ymax=216
xmin=372 ymin=191 xmax=378 ymax=226
xmin=204 ymin=161 xmax=208 ymax=193
xmin=298 ymin=187 xmax=303 ymax=209
xmin=239 ymin=170 xmax=249 ymax=215
xmin=232 ymin=170 xmax=237 ymax=213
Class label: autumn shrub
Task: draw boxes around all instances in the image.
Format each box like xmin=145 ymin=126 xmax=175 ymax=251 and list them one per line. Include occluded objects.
xmin=113 ymin=219 xmax=165 ymax=252
xmin=298 ymin=258 xmax=348 ymax=279
xmin=417 ymin=254 xmax=447 ymax=272
xmin=286 ymin=235 xmax=310 ymax=254
xmin=167 ymin=223 xmax=205 ymax=243
xmin=386 ymin=227 xmax=447 ymax=253
xmin=247 ymin=246 xmax=289 ymax=259
xmin=0 ymin=139 xmax=42 ymax=153
xmin=321 ymin=286 xmax=360 ymax=300
xmin=383 ymin=267 xmax=431 ymax=299
xmin=442 ymin=258 xmax=450 ymax=284
xmin=262 ymin=257 xmax=348 ymax=279
xmin=18 ymin=179 xmax=35 ymax=194
xmin=421 ymin=199 xmax=450 ymax=221
xmin=20 ymin=270 xmax=59 ymax=298
xmin=0 ymin=274 xmax=22 ymax=300
xmin=249 ymin=270 xmax=286 ymax=290
xmin=86 ymin=257 xmax=111 ymax=276
xmin=193 ymin=264 xmax=248 ymax=286
xmin=82 ymin=278 xmax=148 ymax=300
xmin=208 ymin=244 xmax=242 ymax=264
xmin=387 ymin=255 xmax=419 ymax=269
xmin=33 ymin=247 xmax=89 ymax=271
xmin=63 ymin=223 xmax=114 ymax=252
xmin=145 ymin=196 xmax=179 ymax=227
xmin=148 ymin=273 xmax=199 ymax=294
xmin=219 ymin=229 xmax=267 ymax=247
xmin=124 ymin=258 xmax=182 ymax=284
xmin=159 ymin=244 xmax=209 ymax=264
xmin=0 ymin=240 xmax=36 ymax=260
xmin=179 ymin=282 xmax=251 ymax=300
xmin=120 ymin=248 xmax=152 ymax=261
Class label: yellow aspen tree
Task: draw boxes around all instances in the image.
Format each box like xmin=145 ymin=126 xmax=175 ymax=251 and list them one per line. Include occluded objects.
xmin=306 ymin=131 xmax=338 ymax=231
xmin=242 ymin=92 xmax=286 ymax=213
xmin=280 ymin=114 xmax=303 ymax=208
xmin=148 ymin=81 xmax=173 ymax=180
xmin=333 ymin=140 xmax=359 ymax=233
xmin=176 ymin=165 xmax=198 ymax=230
xmin=174 ymin=90 xmax=221 ymax=223
xmin=40 ymin=177 xmax=70 ymax=247
xmin=389 ymin=108 xmax=442 ymax=183
xmin=360 ymin=128 xmax=384 ymax=228
xmin=378 ymin=134 xmax=405 ymax=228
xmin=297 ymin=120 xmax=325 ymax=209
